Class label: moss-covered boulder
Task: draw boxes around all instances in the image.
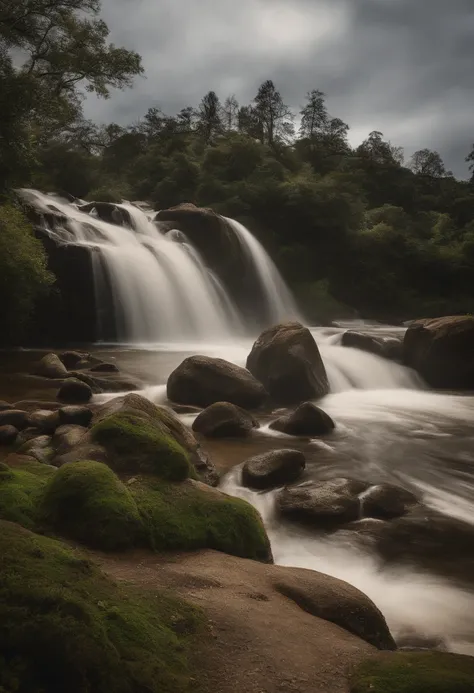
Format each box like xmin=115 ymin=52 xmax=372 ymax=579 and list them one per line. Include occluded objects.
xmin=351 ymin=651 xmax=474 ymax=693
xmin=0 ymin=519 xmax=203 ymax=693
xmin=40 ymin=461 xmax=144 ymax=551
xmin=0 ymin=461 xmax=53 ymax=529
xmin=130 ymin=476 xmax=272 ymax=562
xmin=91 ymin=412 xmax=193 ymax=481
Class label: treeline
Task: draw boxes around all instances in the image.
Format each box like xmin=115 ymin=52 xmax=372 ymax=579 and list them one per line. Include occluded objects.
xmin=3 ymin=1 xmax=474 ymax=337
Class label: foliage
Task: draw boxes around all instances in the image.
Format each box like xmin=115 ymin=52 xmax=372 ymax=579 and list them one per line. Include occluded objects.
xmin=91 ymin=412 xmax=194 ymax=481
xmin=351 ymin=651 xmax=474 ymax=693
xmin=0 ymin=204 xmax=54 ymax=341
xmin=40 ymin=461 xmax=144 ymax=550
xmin=0 ymin=519 xmax=202 ymax=693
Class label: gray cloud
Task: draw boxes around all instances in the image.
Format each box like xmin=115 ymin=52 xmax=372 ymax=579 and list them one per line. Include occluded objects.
xmin=83 ymin=0 xmax=474 ymax=177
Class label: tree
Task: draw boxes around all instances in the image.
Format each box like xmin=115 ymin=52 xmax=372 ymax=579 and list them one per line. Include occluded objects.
xmin=411 ymin=149 xmax=451 ymax=177
xmin=253 ymin=80 xmax=294 ymax=146
xmin=222 ymin=95 xmax=239 ymax=131
xmin=197 ymin=91 xmax=223 ymax=143
xmin=299 ymin=90 xmax=328 ymax=138
xmin=357 ymin=131 xmax=403 ymax=166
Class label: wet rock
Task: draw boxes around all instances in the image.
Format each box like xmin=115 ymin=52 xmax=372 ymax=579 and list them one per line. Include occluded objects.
xmin=33 ymin=353 xmax=68 ymax=379
xmin=70 ymin=371 xmax=137 ymax=393
xmin=277 ymin=478 xmax=368 ymax=528
xmin=58 ymin=406 xmax=93 ymax=428
xmin=403 ymin=314 xmax=474 ymax=388
xmin=29 ymin=409 xmax=60 ymax=434
xmin=52 ymin=442 xmax=108 ymax=468
xmin=89 ymin=362 xmax=120 ymax=373
xmin=57 ymin=378 xmax=93 ymax=404
xmin=246 ymin=322 xmax=329 ymax=405
xmin=0 ymin=425 xmax=18 ymax=444
xmin=192 ymin=401 xmax=259 ymax=438
xmin=58 ymin=351 xmax=89 ymax=370
xmin=0 ymin=410 xmax=30 ymax=431
xmin=341 ymin=331 xmax=386 ymax=356
xmin=242 ymin=449 xmax=306 ymax=490
xmin=16 ymin=428 xmax=43 ymax=446
xmin=269 ymin=401 xmax=335 ymax=437
xmin=361 ymin=483 xmax=419 ymax=520
xmin=53 ymin=425 xmax=87 ymax=456
xmin=68 ymin=372 xmax=103 ymax=394
xmin=167 ymin=355 xmax=267 ymax=409
xmin=18 ymin=435 xmax=53 ymax=464
xmin=0 ymin=401 xmax=12 ymax=412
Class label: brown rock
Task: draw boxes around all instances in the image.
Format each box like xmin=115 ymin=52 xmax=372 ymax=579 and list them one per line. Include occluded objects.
xmin=270 ymin=401 xmax=335 ymax=437
xmin=0 ymin=425 xmax=18 ymax=444
xmin=192 ymin=402 xmax=259 ymax=438
xmin=57 ymin=378 xmax=93 ymax=404
xmin=242 ymin=449 xmax=306 ymax=490
xmin=33 ymin=353 xmax=68 ymax=379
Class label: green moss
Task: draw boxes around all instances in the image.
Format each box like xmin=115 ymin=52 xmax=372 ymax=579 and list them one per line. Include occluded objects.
xmin=0 ymin=462 xmax=53 ymax=529
xmin=131 ymin=476 xmax=272 ymax=562
xmin=91 ymin=412 xmax=194 ymax=481
xmin=351 ymin=652 xmax=474 ymax=693
xmin=40 ymin=461 xmax=144 ymax=551
xmin=0 ymin=519 xmax=203 ymax=693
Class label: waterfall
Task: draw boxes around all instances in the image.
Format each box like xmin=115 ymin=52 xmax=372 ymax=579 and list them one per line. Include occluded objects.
xmin=21 ymin=190 xmax=299 ymax=344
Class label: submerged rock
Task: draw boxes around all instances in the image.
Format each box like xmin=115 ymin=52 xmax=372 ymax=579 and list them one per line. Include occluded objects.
xmin=242 ymin=449 xmax=306 ymax=490
xmin=270 ymin=401 xmax=335 ymax=437
xmin=167 ymin=355 xmax=267 ymax=409
xmin=33 ymin=353 xmax=68 ymax=379
xmin=192 ymin=401 xmax=259 ymax=438
xmin=277 ymin=478 xmax=368 ymax=528
xmin=403 ymin=314 xmax=474 ymax=388
xmin=246 ymin=322 xmax=329 ymax=405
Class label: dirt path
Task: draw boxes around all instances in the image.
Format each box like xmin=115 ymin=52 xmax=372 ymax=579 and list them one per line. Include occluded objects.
xmin=94 ymin=549 xmax=378 ymax=693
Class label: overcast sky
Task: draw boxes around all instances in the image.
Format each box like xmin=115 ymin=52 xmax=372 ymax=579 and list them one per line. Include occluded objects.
xmin=84 ymin=0 xmax=474 ymax=178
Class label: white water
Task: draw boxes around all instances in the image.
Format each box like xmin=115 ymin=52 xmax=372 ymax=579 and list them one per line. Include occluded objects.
xmin=22 ymin=190 xmax=298 ymax=343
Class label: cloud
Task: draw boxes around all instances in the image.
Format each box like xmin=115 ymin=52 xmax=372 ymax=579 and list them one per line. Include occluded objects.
xmin=84 ymin=0 xmax=474 ymax=177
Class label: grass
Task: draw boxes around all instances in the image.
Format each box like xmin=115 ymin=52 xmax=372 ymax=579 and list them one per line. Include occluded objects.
xmin=91 ymin=412 xmax=194 ymax=481
xmin=351 ymin=651 xmax=474 ymax=693
xmin=0 ymin=519 xmax=203 ymax=693
xmin=131 ymin=476 xmax=272 ymax=562
xmin=40 ymin=461 xmax=145 ymax=551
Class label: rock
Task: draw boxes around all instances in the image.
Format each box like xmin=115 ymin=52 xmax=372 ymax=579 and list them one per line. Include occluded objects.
xmin=277 ymin=478 xmax=369 ymax=528
xmin=15 ymin=428 xmax=43 ymax=447
xmin=53 ymin=425 xmax=87 ymax=456
xmin=52 ymin=442 xmax=108 ymax=468
xmin=68 ymin=372 xmax=103 ymax=394
xmin=18 ymin=435 xmax=53 ymax=464
xmin=361 ymin=483 xmax=419 ymax=520
xmin=246 ymin=322 xmax=329 ymax=405
xmin=57 ymin=378 xmax=93 ymax=404
xmin=341 ymin=331 xmax=386 ymax=357
xmin=0 ymin=401 xmax=12 ymax=412
xmin=28 ymin=409 xmax=60 ymax=434
xmin=89 ymin=362 xmax=120 ymax=373
xmin=0 ymin=425 xmax=18 ymax=444
xmin=242 ymin=449 xmax=306 ymax=490
xmin=70 ymin=370 xmax=137 ymax=393
xmin=403 ymin=315 xmax=474 ymax=388
xmin=58 ymin=406 xmax=93 ymax=428
xmin=58 ymin=351 xmax=89 ymax=370
xmin=167 ymin=356 xmax=267 ymax=409
xmin=270 ymin=402 xmax=335 ymax=437
xmin=0 ymin=410 xmax=30 ymax=431
xmin=192 ymin=402 xmax=259 ymax=438
xmin=33 ymin=353 xmax=68 ymax=379
xmin=92 ymin=393 xmax=219 ymax=486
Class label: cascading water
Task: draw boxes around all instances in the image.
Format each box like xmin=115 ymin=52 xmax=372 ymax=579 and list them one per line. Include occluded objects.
xmin=21 ymin=190 xmax=299 ymax=343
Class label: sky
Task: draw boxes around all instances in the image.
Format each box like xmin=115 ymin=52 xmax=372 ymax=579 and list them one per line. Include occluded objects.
xmin=84 ymin=0 xmax=474 ymax=178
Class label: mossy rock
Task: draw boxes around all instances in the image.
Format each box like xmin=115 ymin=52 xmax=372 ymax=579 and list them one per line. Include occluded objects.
xmin=40 ymin=461 xmax=144 ymax=551
xmin=0 ymin=519 xmax=203 ymax=693
xmin=131 ymin=476 xmax=272 ymax=562
xmin=0 ymin=461 xmax=53 ymax=529
xmin=351 ymin=651 xmax=474 ymax=693
xmin=91 ymin=412 xmax=194 ymax=481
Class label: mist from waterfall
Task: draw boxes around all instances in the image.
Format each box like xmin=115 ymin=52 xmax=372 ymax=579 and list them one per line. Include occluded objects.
xmin=22 ymin=190 xmax=299 ymax=344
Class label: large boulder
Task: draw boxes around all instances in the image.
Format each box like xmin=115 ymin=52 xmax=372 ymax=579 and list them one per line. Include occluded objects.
xmin=242 ymin=449 xmax=306 ymax=490
xmin=270 ymin=402 xmax=335 ymax=437
xmin=33 ymin=353 xmax=68 ymax=379
xmin=57 ymin=378 xmax=93 ymax=404
xmin=403 ymin=315 xmax=474 ymax=388
xmin=192 ymin=401 xmax=259 ymax=438
xmin=277 ymin=478 xmax=369 ymax=528
xmin=246 ymin=322 xmax=329 ymax=405
xmin=167 ymin=355 xmax=267 ymax=409
xmin=361 ymin=483 xmax=419 ymax=520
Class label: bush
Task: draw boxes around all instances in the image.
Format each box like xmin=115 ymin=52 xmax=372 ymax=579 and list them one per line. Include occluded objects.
xmin=0 ymin=204 xmax=54 ymax=342
xmin=91 ymin=412 xmax=194 ymax=481
xmin=351 ymin=651 xmax=474 ymax=693
xmin=132 ymin=476 xmax=272 ymax=562
xmin=0 ymin=519 xmax=202 ymax=693
xmin=40 ymin=461 xmax=144 ymax=551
